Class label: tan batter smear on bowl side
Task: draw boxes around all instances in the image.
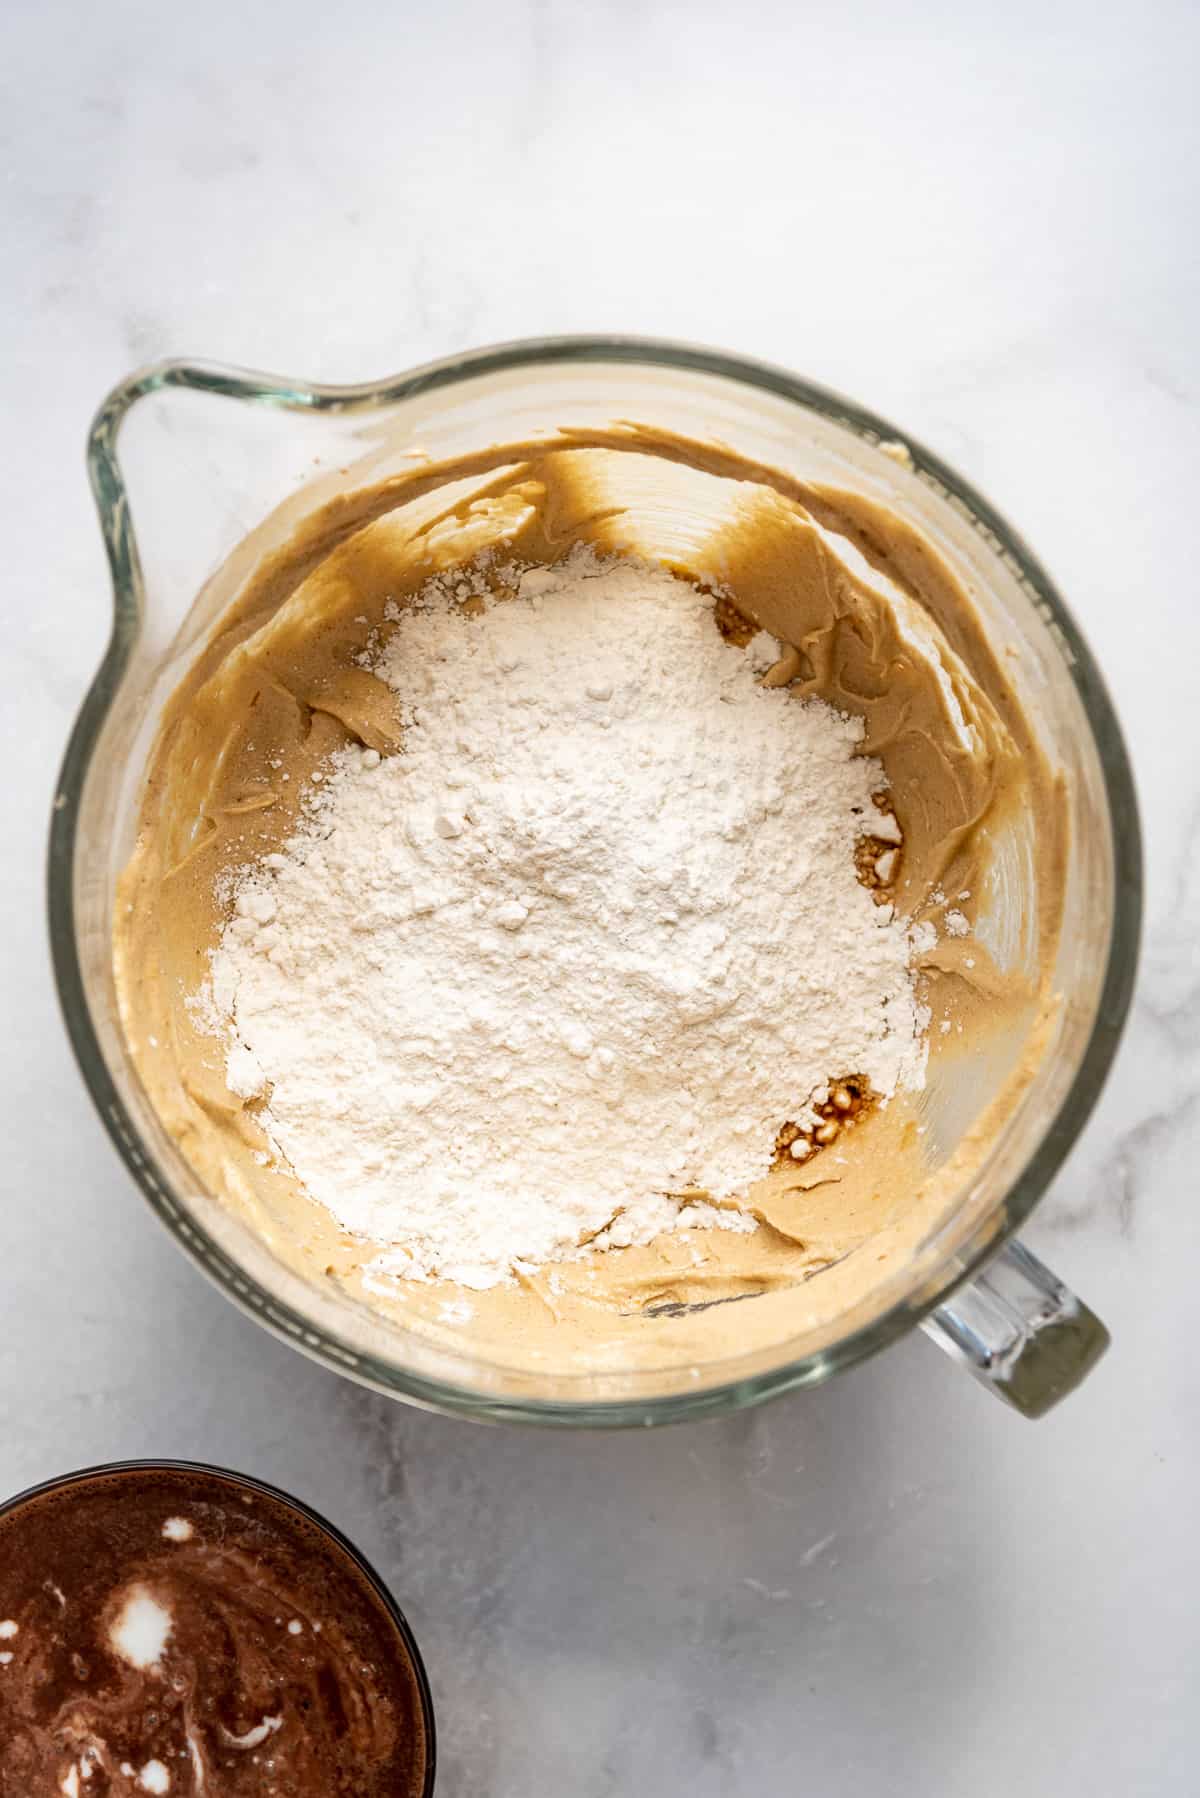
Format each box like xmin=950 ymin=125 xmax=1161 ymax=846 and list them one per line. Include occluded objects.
xmin=113 ymin=426 xmax=1066 ymax=1377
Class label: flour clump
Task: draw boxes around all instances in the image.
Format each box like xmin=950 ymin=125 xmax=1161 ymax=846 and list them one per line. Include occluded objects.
xmin=206 ymin=550 xmax=928 ymax=1289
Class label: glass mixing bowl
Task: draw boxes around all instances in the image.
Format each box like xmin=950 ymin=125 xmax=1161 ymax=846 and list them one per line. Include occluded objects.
xmin=49 ymin=337 xmax=1141 ymax=1425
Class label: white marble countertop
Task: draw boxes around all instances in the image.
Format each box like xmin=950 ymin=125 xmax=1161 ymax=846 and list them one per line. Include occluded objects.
xmin=3 ymin=1 xmax=1198 ymax=1790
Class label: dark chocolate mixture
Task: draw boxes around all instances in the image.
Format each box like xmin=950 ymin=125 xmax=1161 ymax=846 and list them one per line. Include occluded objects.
xmin=0 ymin=1466 xmax=429 ymax=1797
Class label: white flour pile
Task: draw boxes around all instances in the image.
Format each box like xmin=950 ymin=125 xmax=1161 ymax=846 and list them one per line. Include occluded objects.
xmin=206 ymin=550 xmax=928 ymax=1289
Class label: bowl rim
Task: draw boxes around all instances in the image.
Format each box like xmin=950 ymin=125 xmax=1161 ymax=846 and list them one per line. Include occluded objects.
xmin=47 ymin=332 xmax=1143 ymax=1426
xmin=0 ymin=1455 xmax=437 ymax=1794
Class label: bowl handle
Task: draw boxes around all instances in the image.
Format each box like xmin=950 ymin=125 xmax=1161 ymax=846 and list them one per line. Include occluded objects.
xmin=920 ymin=1239 xmax=1109 ymax=1418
